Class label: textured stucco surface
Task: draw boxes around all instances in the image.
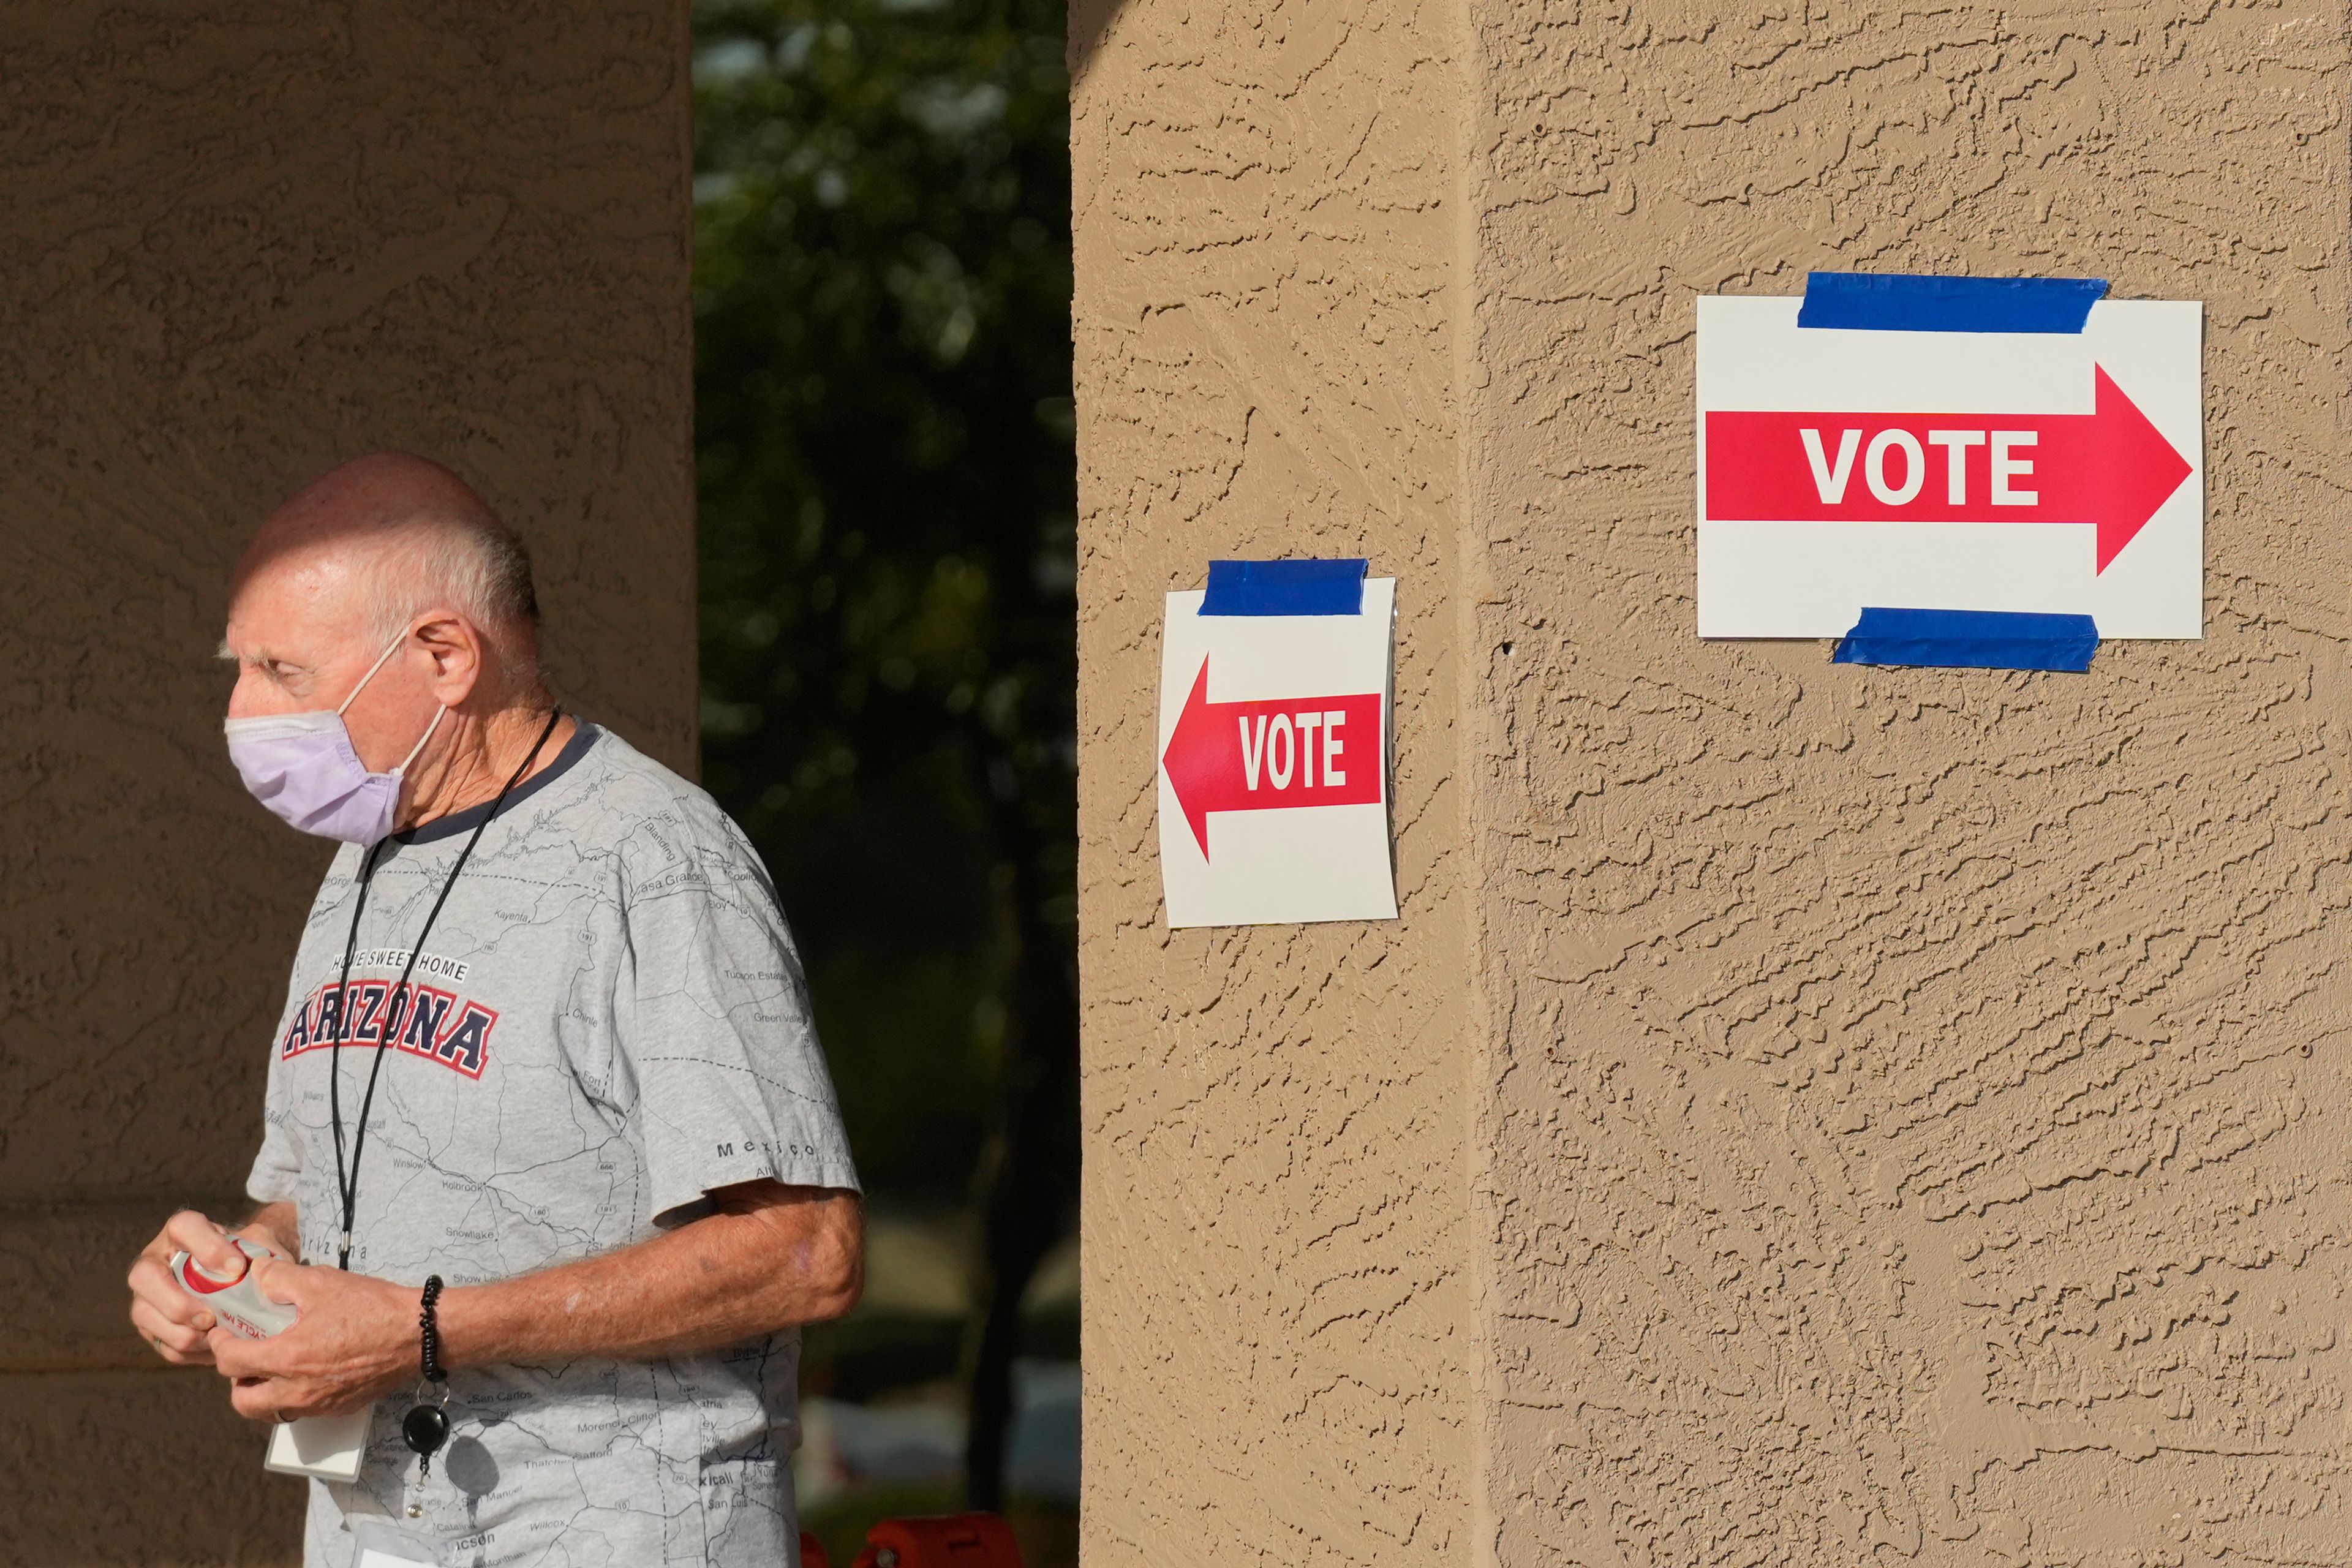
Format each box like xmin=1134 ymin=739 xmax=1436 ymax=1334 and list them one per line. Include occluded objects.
xmin=1076 ymin=0 xmax=2352 ymax=1563
xmin=1473 ymin=3 xmax=2352 ymax=1561
xmin=1070 ymin=0 xmax=1476 ymax=1562
xmin=0 ymin=5 xmax=693 ymax=1560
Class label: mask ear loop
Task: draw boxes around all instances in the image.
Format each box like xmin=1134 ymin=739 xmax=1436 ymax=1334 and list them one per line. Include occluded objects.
xmin=391 ymin=705 xmax=447 ymax=778
xmin=338 ymin=634 xmax=412 ymax=717
xmin=339 ymin=631 xmax=447 ymax=778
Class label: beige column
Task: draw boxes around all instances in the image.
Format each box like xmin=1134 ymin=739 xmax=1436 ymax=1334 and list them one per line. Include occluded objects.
xmin=1070 ymin=0 xmax=1479 ymax=1561
xmin=1077 ymin=0 xmax=2352 ymax=1561
xmin=0 ymin=7 xmax=693 ymax=1560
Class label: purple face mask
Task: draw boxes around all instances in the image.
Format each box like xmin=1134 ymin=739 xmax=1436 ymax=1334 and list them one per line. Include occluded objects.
xmin=222 ymin=636 xmax=447 ymax=844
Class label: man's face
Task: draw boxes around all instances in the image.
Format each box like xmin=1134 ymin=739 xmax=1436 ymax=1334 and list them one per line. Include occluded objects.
xmin=222 ymin=549 xmax=441 ymax=774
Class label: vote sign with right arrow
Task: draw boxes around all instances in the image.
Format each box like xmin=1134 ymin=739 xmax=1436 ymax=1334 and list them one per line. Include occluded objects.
xmin=1696 ymin=293 xmax=2203 ymax=639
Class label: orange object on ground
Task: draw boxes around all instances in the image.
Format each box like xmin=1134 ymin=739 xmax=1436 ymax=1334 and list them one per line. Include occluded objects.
xmin=801 ymin=1531 xmax=834 ymax=1568
xmin=848 ymin=1512 xmax=1023 ymax=1568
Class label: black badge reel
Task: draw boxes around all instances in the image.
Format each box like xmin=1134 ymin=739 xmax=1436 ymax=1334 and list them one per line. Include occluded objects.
xmin=399 ymin=1274 xmax=451 ymax=1517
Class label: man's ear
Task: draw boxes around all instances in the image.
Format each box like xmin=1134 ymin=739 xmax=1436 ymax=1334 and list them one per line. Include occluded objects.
xmin=411 ymin=610 xmax=483 ymax=708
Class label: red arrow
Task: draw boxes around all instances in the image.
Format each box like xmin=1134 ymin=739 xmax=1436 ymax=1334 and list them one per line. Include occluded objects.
xmin=1161 ymin=655 xmax=1383 ymax=861
xmin=1705 ymin=365 xmax=2191 ymax=572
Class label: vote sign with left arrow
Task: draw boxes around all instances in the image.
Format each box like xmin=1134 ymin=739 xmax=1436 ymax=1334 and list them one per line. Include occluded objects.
xmin=1156 ymin=575 xmax=1397 ymax=927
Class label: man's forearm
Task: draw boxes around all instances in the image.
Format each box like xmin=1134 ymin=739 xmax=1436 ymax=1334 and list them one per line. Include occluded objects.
xmin=435 ymin=1187 xmax=861 ymax=1369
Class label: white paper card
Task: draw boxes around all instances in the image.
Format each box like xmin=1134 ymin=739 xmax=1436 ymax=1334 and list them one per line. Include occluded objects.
xmin=351 ymin=1518 xmax=448 ymax=1566
xmin=1156 ymin=579 xmax=1398 ymax=927
xmin=265 ymin=1409 xmax=370 ymax=1483
xmin=1696 ymin=295 xmax=2204 ymax=638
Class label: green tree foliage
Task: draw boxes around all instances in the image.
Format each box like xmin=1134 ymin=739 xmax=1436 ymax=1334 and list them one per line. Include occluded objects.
xmin=692 ymin=0 xmax=1077 ymax=1508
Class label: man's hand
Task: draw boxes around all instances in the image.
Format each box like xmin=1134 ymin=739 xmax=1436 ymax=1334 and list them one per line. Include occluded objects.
xmin=140 ymin=1186 xmax=858 ymax=1416
xmin=208 ymin=1260 xmax=417 ymax=1422
xmin=126 ymin=1207 xmax=295 ymax=1367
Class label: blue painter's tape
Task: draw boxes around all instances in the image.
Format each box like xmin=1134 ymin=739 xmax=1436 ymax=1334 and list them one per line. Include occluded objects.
xmin=1832 ymin=607 xmax=2098 ymax=672
xmin=1200 ymin=558 xmax=1368 ymax=616
xmin=1797 ymin=273 xmax=2108 ymax=333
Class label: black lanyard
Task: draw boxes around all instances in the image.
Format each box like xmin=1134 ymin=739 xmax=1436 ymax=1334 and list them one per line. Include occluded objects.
xmin=324 ymin=709 xmax=560 ymax=1270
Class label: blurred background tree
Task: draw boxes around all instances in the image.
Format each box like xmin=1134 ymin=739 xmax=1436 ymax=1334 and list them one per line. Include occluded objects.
xmin=692 ymin=0 xmax=1078 ymax=1552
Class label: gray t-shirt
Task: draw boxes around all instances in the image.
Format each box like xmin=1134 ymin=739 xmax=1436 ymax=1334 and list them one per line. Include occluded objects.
xmin=246 ymin=722 xmax=859 ymax=1568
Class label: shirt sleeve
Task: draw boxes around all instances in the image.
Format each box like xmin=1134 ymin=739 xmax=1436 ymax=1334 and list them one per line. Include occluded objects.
xmin=611 ymin=807 xmax=861 ymax=1226
xmin=245 ymin=981 xmax=308 ymax=1207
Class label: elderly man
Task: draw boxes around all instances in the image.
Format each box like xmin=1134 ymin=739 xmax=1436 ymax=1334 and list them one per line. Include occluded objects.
xmin=124 ymin=454 xmax=861 ymax=1566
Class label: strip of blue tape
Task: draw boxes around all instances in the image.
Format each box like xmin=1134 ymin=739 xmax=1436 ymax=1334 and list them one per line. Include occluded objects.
xmin=1200 ymin=558 xmax=1368 ymax=616
xmin=1797 ymin=273 xmax=2108 ymax=334
xmin=1832 ymin=607 xmax=2098 ymax=672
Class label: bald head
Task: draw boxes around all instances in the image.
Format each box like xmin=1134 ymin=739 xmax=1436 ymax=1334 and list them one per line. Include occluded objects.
xmin=233 ymin=452 xmax=543 ymax=688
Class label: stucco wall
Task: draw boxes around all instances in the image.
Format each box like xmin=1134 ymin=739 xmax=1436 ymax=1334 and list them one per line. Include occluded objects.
xmin=1069 ymin=0 xmax=1477 ymax=1561
xmin=1472 ymin=2 xmax=2352 ymax=1561
xmin=1077 ymin=0 xmax=2352 ymax=1562
xmin=0 ymin=6 xmax=693 ymax=1561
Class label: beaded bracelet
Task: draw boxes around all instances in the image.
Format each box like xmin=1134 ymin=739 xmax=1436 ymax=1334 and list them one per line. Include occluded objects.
xmin=419 ymin=1275 xmax=447 ymax=1384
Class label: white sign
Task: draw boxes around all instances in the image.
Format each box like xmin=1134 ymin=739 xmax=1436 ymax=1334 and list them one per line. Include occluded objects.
xmin=1156 ymin=579 xmax=1396 ymax=927
xmin=1697 ymin=295 xmax=2204 ymax=637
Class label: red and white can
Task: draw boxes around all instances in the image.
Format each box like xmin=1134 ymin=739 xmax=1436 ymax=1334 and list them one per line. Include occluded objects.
xmin=168 ymin=1235 xmax=296 ymax=1340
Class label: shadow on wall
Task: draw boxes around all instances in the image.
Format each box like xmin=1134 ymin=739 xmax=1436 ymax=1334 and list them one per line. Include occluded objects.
xmin=1069 ymin=0 xmax=1118 ymax=78
xmin=0 ymin=4 xmax=694 ymax=1562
